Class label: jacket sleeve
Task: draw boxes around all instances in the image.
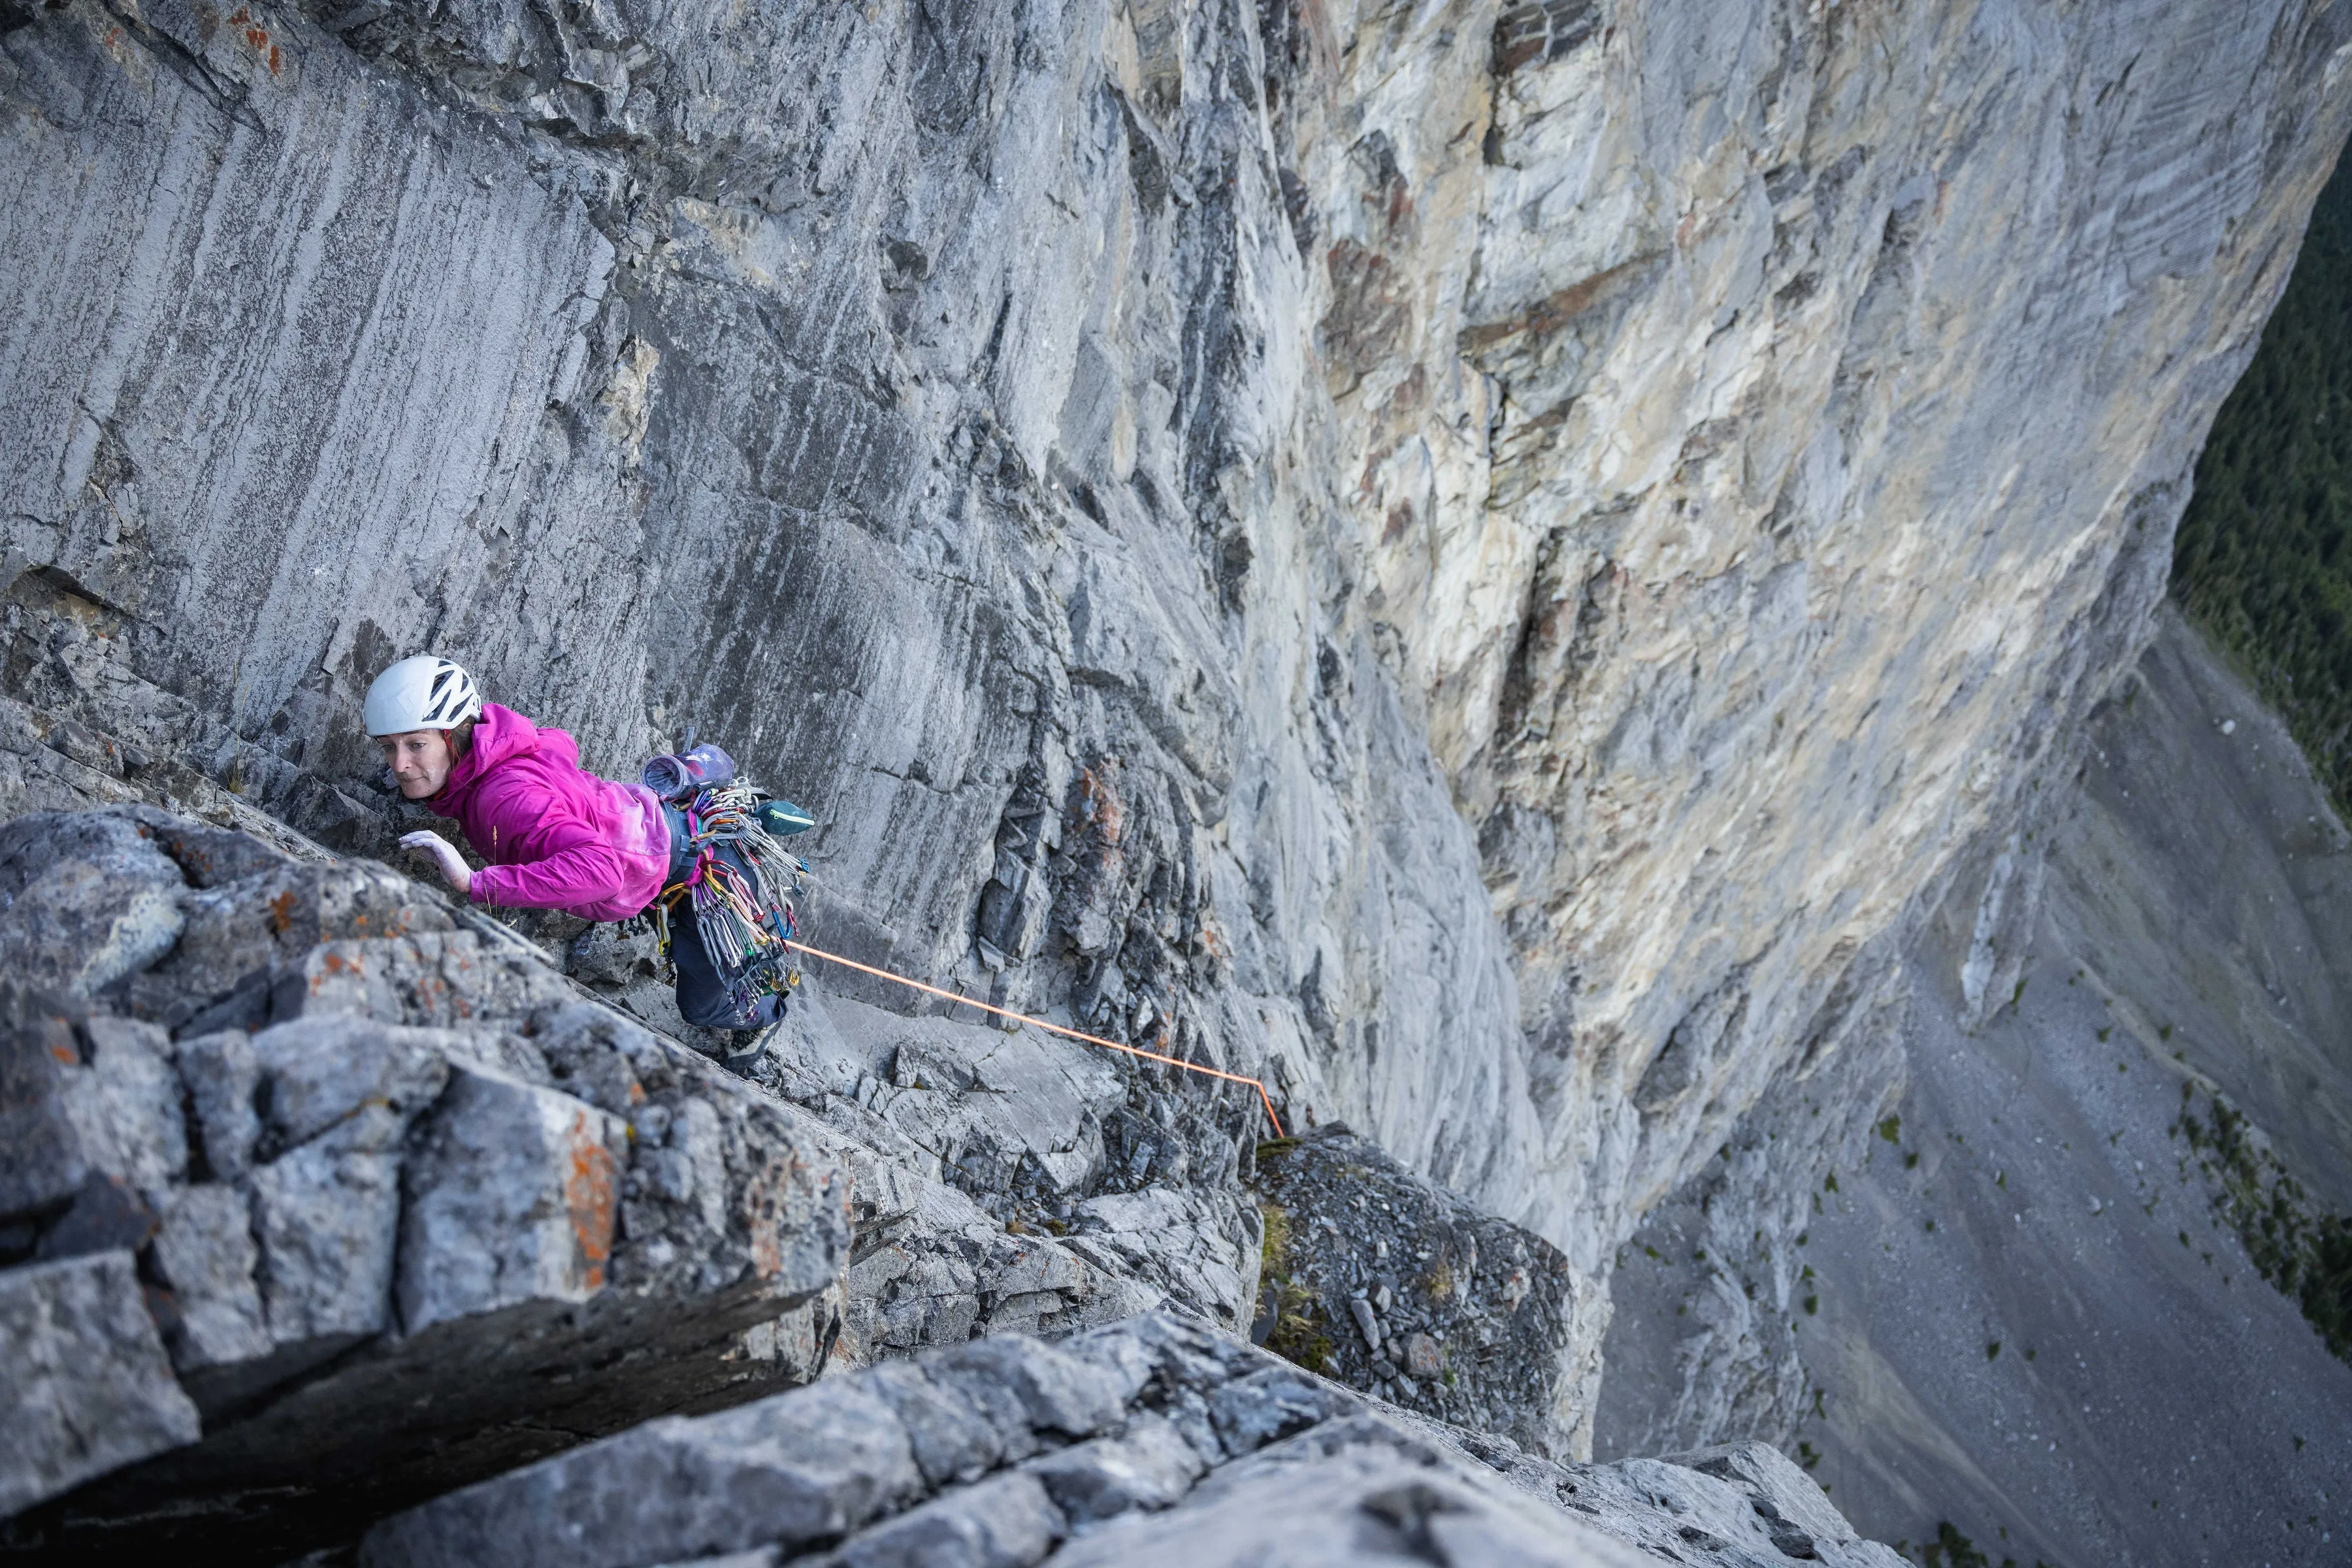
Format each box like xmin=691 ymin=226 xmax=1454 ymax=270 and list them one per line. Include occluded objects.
xmin=468 ymin=819 xmax=636 ymax=912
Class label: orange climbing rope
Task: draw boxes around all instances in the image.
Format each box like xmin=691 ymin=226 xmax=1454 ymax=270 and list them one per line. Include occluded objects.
xmin=781 ymin=939 xmax=1286 ymax=1139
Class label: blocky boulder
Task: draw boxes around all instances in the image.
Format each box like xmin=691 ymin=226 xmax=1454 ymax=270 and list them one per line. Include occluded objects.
xmin=1250 ymin=1126 xmax=1601 ymax=1460
xmin=0 ymin=811 xmax=853 ymax=1560
xmin=0 ymin=1251 xmax=201 ymax=1519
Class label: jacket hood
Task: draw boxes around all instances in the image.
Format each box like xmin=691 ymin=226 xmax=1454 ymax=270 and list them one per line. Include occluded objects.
xmin=431 ymin=703 xmax=542 ymax=811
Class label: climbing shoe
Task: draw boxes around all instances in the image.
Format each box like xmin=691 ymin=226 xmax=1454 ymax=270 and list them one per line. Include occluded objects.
xmin=721 ymin=1020 xmax=784 ymax=1080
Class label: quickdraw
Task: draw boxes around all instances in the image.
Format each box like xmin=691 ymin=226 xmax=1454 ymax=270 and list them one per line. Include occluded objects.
xmin=654 ymin=784 xmax=809 ymax=1016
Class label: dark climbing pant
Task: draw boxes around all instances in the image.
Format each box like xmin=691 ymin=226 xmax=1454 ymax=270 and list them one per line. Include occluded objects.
xmin=662 ymin=804 xmax=785 ymax=1032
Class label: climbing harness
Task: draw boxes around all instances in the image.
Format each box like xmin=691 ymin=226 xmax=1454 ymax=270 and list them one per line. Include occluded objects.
xmin=778 ymin=938 xmax=1287 ymax=1140
xmin=653 ymin=784 xmax=809 ymax=1018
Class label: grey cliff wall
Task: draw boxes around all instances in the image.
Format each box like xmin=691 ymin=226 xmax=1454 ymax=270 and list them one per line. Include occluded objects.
xmin=5 ymin=0 xmax=2351 ymax=1507
xmin=1409 ymin=0 xmax=2352 ymax=1269
xmin=0 ymin=0 xmax=1546 ymax=1266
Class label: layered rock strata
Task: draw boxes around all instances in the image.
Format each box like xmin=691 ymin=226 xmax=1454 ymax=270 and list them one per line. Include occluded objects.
xmin=1424 ymin=0 xmax=2352 ymax=1274
xmin=365 ymin=1309 xmax=1904 ymax=1568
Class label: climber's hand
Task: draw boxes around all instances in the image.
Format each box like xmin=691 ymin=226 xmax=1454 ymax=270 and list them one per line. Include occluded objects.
xmin=399 ymin=830 xmax=473 ymax=895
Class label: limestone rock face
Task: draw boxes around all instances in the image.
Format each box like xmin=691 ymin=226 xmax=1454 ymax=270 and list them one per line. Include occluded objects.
xmin=1405 ymin=0 xmax=2352 ymax=1266
xmin=0 ymin=0 xmax=1543 ymax=1285
xmin=5 ymin=0 xmax=2352 ymax=1532
xmin=364 ymin=1310 xmax=1905 ymax=1568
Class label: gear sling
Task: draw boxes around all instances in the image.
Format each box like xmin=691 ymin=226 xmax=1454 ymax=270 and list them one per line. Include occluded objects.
xmin=642 ymin=744 xmax=816 ymax=1030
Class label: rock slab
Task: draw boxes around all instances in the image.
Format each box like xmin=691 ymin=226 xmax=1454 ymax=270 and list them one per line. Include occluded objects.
xmin=364 ymin=1311 xmax=1904 ymax=1568
xmin=0 ymin=1251 xmax=200 ymax=1519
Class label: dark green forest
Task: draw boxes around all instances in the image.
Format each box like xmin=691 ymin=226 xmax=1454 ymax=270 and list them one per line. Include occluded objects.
xmin=2173 ymin=155 xmax=2352 ymax=818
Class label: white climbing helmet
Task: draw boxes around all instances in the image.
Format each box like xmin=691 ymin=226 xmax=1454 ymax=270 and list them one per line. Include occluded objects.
xmin=363 ymin=655 xmax=483 ymax=736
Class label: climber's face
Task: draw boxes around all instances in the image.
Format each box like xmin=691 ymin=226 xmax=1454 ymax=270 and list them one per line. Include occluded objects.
xmin=379 ymin=729 xmax=455 ymax=800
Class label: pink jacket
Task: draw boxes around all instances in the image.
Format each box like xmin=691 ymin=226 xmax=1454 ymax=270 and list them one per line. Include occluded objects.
xmin=429 ymin=703 xmax=670 ymax=921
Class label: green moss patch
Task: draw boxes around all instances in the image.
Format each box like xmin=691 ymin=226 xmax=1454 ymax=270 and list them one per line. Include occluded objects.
xmin=1256 ymin=1201 xmax=1332 ymax=1370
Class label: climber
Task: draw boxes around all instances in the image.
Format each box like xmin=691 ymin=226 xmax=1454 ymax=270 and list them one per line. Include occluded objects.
xmin=363 ymin=653 xmax=802 ymax=1065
